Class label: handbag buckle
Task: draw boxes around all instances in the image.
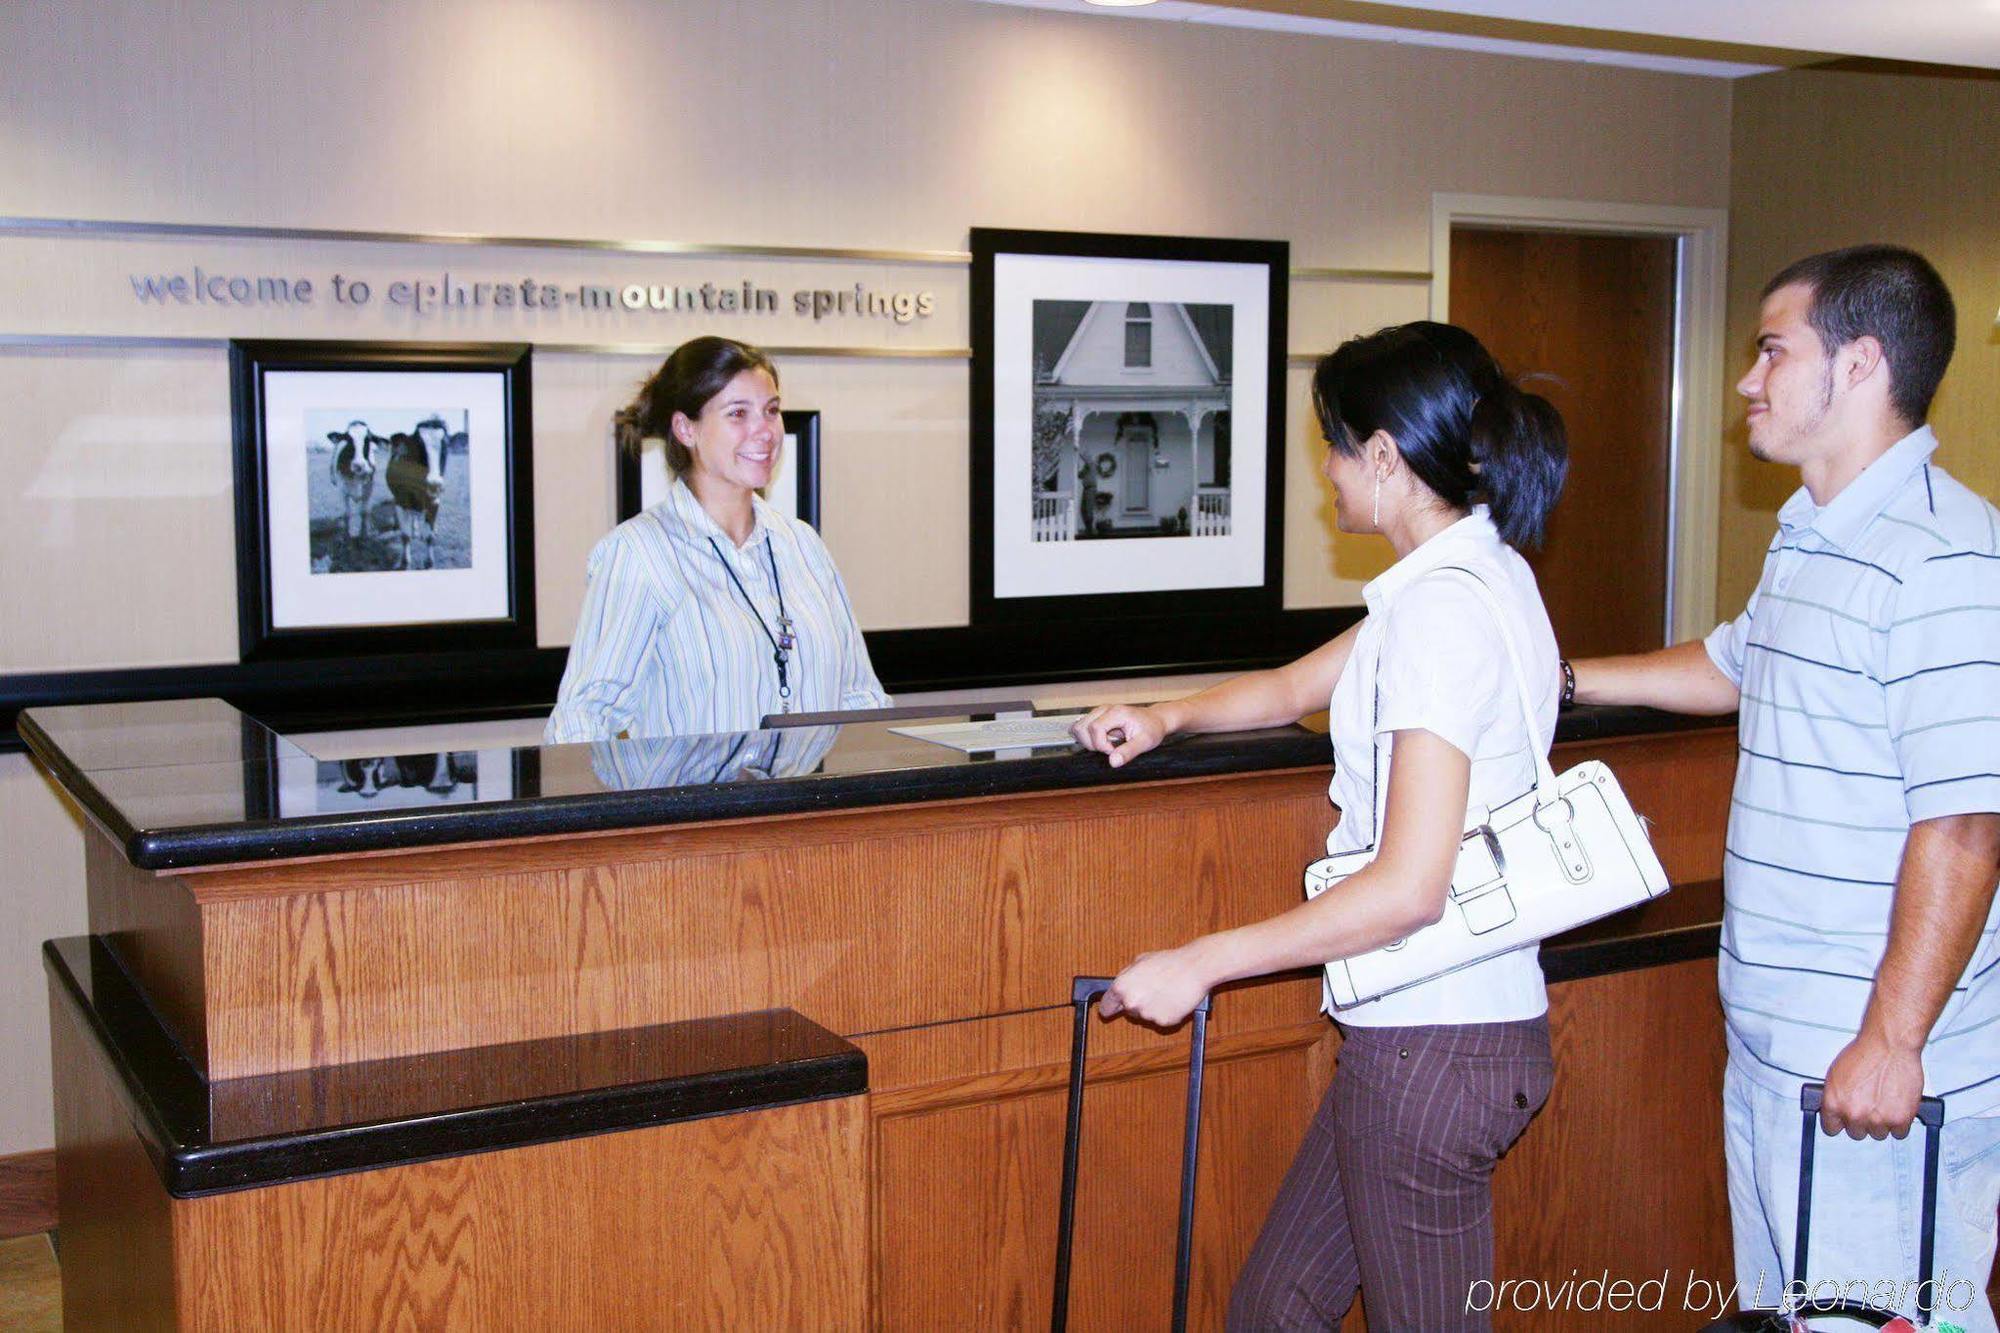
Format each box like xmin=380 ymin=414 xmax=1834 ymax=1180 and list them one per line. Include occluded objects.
xmin=1533 ymin=797 xmax=1593 ymax=884
xmin=1450 ymin=826 xmax=1517 ymax=934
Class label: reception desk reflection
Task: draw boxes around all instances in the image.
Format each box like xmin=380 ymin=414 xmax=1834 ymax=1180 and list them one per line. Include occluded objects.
xmin=589 ymin=726 xmax=839 ymax=791
xmin=264 ymin=727 xmax=842 ymax=818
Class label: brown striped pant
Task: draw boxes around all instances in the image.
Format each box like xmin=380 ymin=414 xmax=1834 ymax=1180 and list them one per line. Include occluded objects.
xmin=1228 ymin=1018 xmax=1554 ymax=1332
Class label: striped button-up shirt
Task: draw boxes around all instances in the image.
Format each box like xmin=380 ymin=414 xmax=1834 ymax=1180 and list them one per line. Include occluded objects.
xmin=546 ymin=479 xmax=889 ymax=743
xmin=1705 ymin=427 xmax=2000 ymax=1117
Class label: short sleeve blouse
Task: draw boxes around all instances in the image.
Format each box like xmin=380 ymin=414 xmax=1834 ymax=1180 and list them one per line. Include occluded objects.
xmin=1323 ymin=508 xmax=1560 ymax=1028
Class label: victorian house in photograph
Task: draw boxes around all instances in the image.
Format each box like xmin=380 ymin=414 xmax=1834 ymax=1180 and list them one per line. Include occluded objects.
xmin=1031 ymin=299 xmax=1232 ymax=541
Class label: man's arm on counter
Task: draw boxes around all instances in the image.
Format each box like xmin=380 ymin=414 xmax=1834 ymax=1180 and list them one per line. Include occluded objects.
xmin=1572 ymin=640 xmax=1740 ymax=716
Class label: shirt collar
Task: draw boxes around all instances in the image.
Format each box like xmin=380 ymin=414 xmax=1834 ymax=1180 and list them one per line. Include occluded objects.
xmin=1778 ymin=425 xmax=1938 ymax=549
xmin=1362 ymin=506 xmax=1501 ymax=615
xmin=669 ymin=477 xmax=771 ymax=553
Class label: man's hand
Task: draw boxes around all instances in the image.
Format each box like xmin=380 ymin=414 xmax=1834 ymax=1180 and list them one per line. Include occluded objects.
xmin=1819 ymin=1029 xmax=1925 ymax=1139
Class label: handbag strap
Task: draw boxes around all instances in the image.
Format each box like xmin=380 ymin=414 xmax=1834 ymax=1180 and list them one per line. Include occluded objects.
xmin=1429 ymin=565 xmax=1560 ymax=810
xmin=1360 ymin=560 xmax=1558 ymax=846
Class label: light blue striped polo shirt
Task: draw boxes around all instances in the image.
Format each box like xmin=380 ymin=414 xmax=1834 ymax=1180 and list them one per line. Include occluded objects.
xmin=546 ymin=479 xmax=890 ymax=743
xmin=1705 ymin=426 xmax=2000 ymax=1118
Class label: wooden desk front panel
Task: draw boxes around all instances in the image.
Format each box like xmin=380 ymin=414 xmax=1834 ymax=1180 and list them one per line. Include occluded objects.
xmin=189 ymin=771 xmax=1337 ymax=1079
xmin=170 ymin=1094 xmax=868 ymax=1331
xmin=860 ymin=977 xmax=1330 ymax=1330
xmin=167 ymin=726 xmax=1730 ymax=1082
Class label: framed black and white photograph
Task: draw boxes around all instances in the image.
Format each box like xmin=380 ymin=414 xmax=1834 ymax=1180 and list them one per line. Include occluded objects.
xmin=970 ymin=228 xmax=1287 ymax=626
xmin=230 ymin=341 xmax=535 ymax=660
xmin=616 ymin=409 xmax=821 ymax=529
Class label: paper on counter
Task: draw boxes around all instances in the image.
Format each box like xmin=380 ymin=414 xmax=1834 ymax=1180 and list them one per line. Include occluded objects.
xmin=890 ymin=714 xmax=1087 ymax=754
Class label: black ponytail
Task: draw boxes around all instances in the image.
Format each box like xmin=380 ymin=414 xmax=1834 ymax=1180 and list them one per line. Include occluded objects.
xmin=1465 ymin=378 xmax=1568 ymax=548
xmin=1311 ymin=320 xmax=1568 ymax=549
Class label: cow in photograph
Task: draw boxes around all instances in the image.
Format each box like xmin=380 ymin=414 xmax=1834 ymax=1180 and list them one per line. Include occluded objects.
xmin=326 ymin=420 xmax=384 ymax=549
xmin=385 ymin=415 xmax=450 ymax=570
xmin=333 ymin=752 xmax=475 ymax=799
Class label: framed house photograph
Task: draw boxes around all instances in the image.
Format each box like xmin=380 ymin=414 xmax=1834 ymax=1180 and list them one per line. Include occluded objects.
xmin=615 ymin=409 xmax=821 ymax=529
xmin=229 ymin=341 xmax=535 ymax=661
xmin=970 ymin=228 xmax=1288 ymax=627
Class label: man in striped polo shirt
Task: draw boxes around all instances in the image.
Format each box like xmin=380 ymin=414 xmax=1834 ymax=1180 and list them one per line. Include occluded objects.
xmin=1574 ymin=245 xmax=2000 ymax=1330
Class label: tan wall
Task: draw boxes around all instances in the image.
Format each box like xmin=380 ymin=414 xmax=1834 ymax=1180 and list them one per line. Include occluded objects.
xmin=0 ymin=0 xmax=1732 ymax=1155
xmin=1720 ymin=68 xmax=2000 ymax=615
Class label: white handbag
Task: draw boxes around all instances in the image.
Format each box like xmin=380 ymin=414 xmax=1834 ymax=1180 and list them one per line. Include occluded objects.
xmin=1305 ymin=566 xmax=1672 ymax=1010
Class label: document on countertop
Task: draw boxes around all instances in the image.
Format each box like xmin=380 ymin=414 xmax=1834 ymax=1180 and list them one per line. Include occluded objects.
xmin=890 ymin=713 xmax=1087 ymax=754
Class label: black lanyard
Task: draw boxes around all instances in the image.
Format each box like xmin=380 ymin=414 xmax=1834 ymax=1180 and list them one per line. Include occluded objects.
xmin=708 ymin=536 xmax=796 ymax=712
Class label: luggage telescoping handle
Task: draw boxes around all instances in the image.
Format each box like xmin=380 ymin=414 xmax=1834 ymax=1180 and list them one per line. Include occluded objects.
xmin=1792 ymin=1081 xmax=1947 ymax=1326
xmin=1052 ymin=976 xmax=1212 ymax=1333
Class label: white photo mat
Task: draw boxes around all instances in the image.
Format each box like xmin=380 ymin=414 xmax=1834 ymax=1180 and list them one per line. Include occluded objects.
xmin=990 ymin=251 xmax=1270 ymax=601
xmin=262 ymin=367 xmax=513 ymax=629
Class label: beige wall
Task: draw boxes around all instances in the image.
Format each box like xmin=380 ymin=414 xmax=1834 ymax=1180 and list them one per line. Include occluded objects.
xmin=0 ymin=0 xmax=1733 ymax=1156
xmin=1719 ymin=67 xmax=2000 ymax=614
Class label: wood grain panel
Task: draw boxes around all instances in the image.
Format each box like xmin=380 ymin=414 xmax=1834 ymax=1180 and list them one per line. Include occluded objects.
xmin=197 ymin=772 xmax=1336 ymax=1077
xmin=1490 ymin=957 xmax=1732 ymax=1332
xmin=177 ymin=770 xmax=1330 ymax=900
xmin=1451 ymin=226 xmax=1679 ymax=658
xmin=0 ymin=1149 xmax=55 ymax=1240
xmin=874 ymin=1032 xmax=1324 ymax=1331
xmin=85 ymin=829 xmax=206 ymax=1066
xmin=174 ymin=1094 xmax=868 ymax=1330
xmin=189 ymin=730 xmax=1728 ymax=1080
xmin=857 ymin=976 xmax=1323 ymax=1095
xmin=49 ymin=986 xmax=179 ymax=1332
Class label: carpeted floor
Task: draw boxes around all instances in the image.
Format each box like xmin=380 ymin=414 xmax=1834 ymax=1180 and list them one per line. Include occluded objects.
xmin=0 ymin=1234 xmax=60 ymax=1332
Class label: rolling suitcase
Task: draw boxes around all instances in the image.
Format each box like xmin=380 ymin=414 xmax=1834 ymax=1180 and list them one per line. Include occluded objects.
xmin=1051 ymin=976 xmax=1211 ymax=1333
xmin=1702 ymin=1081 xmax=1947 ymax=1331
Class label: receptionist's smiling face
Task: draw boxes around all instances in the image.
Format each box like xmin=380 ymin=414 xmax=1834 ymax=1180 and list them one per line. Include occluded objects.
xmin=680 ymin=367 xmax=783 ymax=495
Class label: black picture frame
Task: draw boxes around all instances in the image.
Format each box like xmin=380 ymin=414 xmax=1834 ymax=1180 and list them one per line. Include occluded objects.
xmin=229 ymin=340 xmax=536 ymax=663
xmin=615 ymin=409 xmax=821 ymax=529
xmin=969 ymin=227 xmax=1288 ymax=629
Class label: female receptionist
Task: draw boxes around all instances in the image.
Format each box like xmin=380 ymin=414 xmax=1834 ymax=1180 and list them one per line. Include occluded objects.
xmin=546 ymin=337 xmax=889 ymax=742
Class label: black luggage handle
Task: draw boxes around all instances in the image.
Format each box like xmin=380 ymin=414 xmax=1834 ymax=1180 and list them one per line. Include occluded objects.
xmin=1052 ymin=977 xmax=1212 ymax=1333
xmin=1791 ymin=1081 xmax=1947 ymax=1327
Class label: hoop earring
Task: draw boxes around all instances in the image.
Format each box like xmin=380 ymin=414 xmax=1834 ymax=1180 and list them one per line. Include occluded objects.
xmin=1371 ymin=472 xmax=1381 ymax=530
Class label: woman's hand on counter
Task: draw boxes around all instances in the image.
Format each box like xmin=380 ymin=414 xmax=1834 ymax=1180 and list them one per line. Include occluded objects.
xmin=1099 ymin=944 xmax=1212 ymax=1027
xmin=1071 ymin=703 xmax=1171 ymax=767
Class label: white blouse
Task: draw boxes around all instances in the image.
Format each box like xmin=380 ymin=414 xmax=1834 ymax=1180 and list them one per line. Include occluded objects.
xmin=1325 ymin=507 xmax=1560 ymax=1028
xmin=546 ymin=480 xmax=890 ymax=742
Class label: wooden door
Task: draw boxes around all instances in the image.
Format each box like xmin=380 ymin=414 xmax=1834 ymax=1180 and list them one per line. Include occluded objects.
xmin=1449 ymin=228 xmax=1677 ymax=657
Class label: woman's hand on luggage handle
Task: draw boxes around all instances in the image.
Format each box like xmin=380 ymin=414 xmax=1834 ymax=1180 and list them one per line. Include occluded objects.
xmin=1099 ymin=945 xmax=1211 ymax=1027
xmin=1072 ymin=704 xmax=1168 ymax=768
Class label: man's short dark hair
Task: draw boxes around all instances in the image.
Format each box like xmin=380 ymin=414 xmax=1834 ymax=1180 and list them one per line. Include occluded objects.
xmin=1762 ymin=245 xmax=1956 ymax=427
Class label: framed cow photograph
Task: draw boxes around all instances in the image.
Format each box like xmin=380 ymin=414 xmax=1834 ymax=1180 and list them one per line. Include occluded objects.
xmin=969 ymin=228 xmax=1287 ymax=629
xmin=615 ymin=408 xmax=821 ymax=529
xmin=229 ymin=340 xmax=535 ymax=661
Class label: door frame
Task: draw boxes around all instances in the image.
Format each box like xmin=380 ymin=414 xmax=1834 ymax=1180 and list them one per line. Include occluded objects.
xmin=1429 ymin=193 xmax=1728 ymax=643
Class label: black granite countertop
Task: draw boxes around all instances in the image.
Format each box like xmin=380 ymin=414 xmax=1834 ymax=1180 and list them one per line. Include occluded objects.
xmin=20 ymin=696 xmax=1730 ymax=872
xmin=45 ymin=935 xmax=866 ymax=1197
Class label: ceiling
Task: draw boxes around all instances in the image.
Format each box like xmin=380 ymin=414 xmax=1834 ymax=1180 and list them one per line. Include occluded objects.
xmin=976 ymin=0 xmax=2000 ymax=77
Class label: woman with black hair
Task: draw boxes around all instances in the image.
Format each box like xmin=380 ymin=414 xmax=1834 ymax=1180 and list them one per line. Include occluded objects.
xmin=547 ymin=336 xmax=888 ymax=742
xmin=1072 ymin=321 xmax=1569 ymax=1331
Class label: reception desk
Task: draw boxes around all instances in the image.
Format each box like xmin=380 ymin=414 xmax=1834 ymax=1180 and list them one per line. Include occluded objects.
xmin=24 ymin=698 xmax=1736 ymax=1330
